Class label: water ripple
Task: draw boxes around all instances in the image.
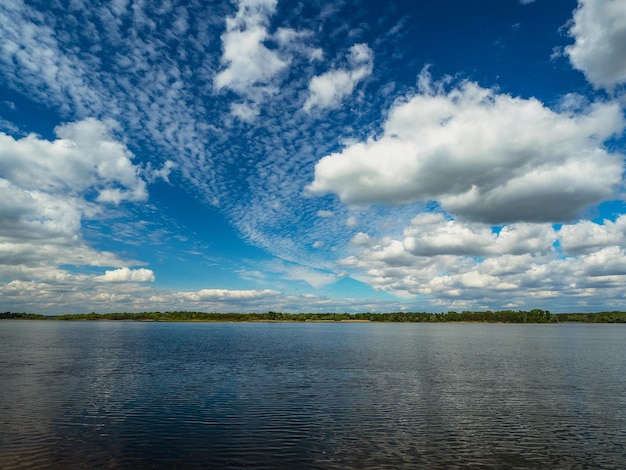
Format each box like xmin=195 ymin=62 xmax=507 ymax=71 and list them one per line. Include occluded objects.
xmin=1 ymin=322 xmax=625 ymax=468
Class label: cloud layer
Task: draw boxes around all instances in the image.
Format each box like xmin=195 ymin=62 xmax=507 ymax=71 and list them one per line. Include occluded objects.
xmin=339 ymin=213 xmax=626 ymax=312
xmin=1 ymin=0 xmax=626 ymax=314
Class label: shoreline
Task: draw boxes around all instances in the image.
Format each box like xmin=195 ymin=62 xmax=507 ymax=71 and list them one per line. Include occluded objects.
xmin=3 ymin=310 xmax=626 ymax=324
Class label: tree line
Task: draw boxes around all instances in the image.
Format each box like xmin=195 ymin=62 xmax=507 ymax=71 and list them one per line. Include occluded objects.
xmin=2 ymin=309 xmax=626 ymax=322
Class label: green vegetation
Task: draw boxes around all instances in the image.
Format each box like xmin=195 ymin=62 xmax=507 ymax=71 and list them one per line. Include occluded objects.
xmin=0 ymin=312 xmax=47 ymax=320
xmin=2 ymin=309 xmax=626 ymax=322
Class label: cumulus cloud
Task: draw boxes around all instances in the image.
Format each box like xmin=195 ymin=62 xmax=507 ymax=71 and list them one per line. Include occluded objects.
xmin=559 ymin=215 xmax=626 ymax=254
xmin=0 ymin=0 xmax=234 ymax=208
xmin=214 ymin=0 xmax=287 ymax=103
xmin=0 ymin=277 xmax=408 ymax=315
xmin=213 ymin=0 xmax=325 ymax=119
xmin=403 ymin=213 xmax=555 ymax=256
xmin=177 ymin=288 xmax=280 ymax=302
xmin=307 ymin=72 xmax=625 ymax=224
xmin=0 ymin=179 xmax=81 ymax=243
xmin=303 ymin=43 xmax=373 ymax=111
xmin=566 ymin=0 xmax=626 ymax=89
xmin=403 ymin=213 xmax=493 ymax=256
xmin=4 ymin=0 xmax=626 ymax=315
xmin=350 ymin=232 xmax=371 ymax=246
xmin=581 ymin=246 xmax=626 ymax=277
xmin=0 ymin=118 xmax=148 ymax=282
xmin=98 ymin=267 xmax=155 ymax=282
xmin=0 ymin=118 xmax=147 ymax=203
xmin=337 ymin=229 xmax=549 ymax=308
xmin=230 ymin=102 xmax=261 ymax=122
xmin=403 ymin=213 xmax=555 ymax=257
xmin=333 ymin=208 xmax=626 ymax=311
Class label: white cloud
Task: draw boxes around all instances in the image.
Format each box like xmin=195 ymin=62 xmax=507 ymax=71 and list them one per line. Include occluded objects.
xmin=403 ymin=213 xmax=555 ymax=256
xmin=581 ymin=246 xmax=626 ymax=277
xmin=4 ymin=0 xmax=626 ymax=315
xmin=403 ymin=213 xmax=493 ymax=256
xmin=177 ymin=288 xmax=280 ymax=302
xmin=558 ymin=215 xmax=626 ymax=254
xmin=261 ymin=259 xmax=340 ymax=289
xmin=0 ymin=118 xmax=147 ymax=203
xmin=0 ymin=0 xmax=102 ymax=115
xmin=281 ymin=265 xmax=339 ymax=288
xmin=332 ymin=209 xmax=626 ymax=311
xmin=317 ymin=210 xmax=334 ymax=218
xmin=307 ymin=72 xmax=625 ymax=224
xmin=566 ymin=0 xmax=626 ymax=89
xmin=230 ymin=102 xmax=261 ymax=122
xmin=350 ymin=232 xmax=371 ymax=246
xmin=0 ymin=0 xmax=226 ymax=208
xmin=214 ymin=0 xmax=287 ymax=102
xmin=0 ymin=179 xmax=82 ymax=242
xmin=0 ymin=277 xmax=412 ymax=315
xmin=340 ymin=230 xmax=533 ymax=305
xmin=0 ymin=119 xmax=149 ymax=282
xmin=213 ymin=0 xmax=325 ymax=120
xmin=98 ymin=267 xmax=155 ymax=282
xmin=303 ymin=43 xmax=373 ymax=111
xmin=145 ymin=160 xmax=177 ymax=184
xmin=274 ymin=27 xmax=322 ymax=61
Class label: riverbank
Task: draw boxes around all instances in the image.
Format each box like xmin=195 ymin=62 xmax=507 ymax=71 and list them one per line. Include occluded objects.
xmin=2 ymin=310 xmax=626 ymax=323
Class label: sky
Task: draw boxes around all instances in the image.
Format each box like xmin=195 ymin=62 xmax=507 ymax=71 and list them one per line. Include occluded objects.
xmin=1 ymin=0 xmax=626 ymax=315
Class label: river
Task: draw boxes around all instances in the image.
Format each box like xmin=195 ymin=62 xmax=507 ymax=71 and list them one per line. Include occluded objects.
xmin=1 ymin=320 xmax=624 ymax=468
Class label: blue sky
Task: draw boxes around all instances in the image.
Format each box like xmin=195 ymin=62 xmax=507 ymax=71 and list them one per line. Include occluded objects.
xmin=1 ymin=0 xmax=626 ymax=314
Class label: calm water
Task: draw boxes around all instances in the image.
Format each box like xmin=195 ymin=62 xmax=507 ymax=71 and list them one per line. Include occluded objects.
xmin=1 ymin=321 xmax=625 ymax=469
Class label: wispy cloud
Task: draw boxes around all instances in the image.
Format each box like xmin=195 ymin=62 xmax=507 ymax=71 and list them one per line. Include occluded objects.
xmin=0 ymin=1 xmax=103 ymax=115
xmin=0 ymin=0 xmax=376 ymax=275
xmin=303 ymin=43 xmax=373 ymax=111
xmin=0 ymin=0 xmax=223 ymax=202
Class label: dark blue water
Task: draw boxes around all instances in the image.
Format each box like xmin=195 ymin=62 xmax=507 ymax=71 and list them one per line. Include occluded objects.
xmin=1 ymin=321 xmax=625 ymax=469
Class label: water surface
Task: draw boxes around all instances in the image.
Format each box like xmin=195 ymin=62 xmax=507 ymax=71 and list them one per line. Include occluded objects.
xmin=1 ymin=321 xmax=625 ymax=468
